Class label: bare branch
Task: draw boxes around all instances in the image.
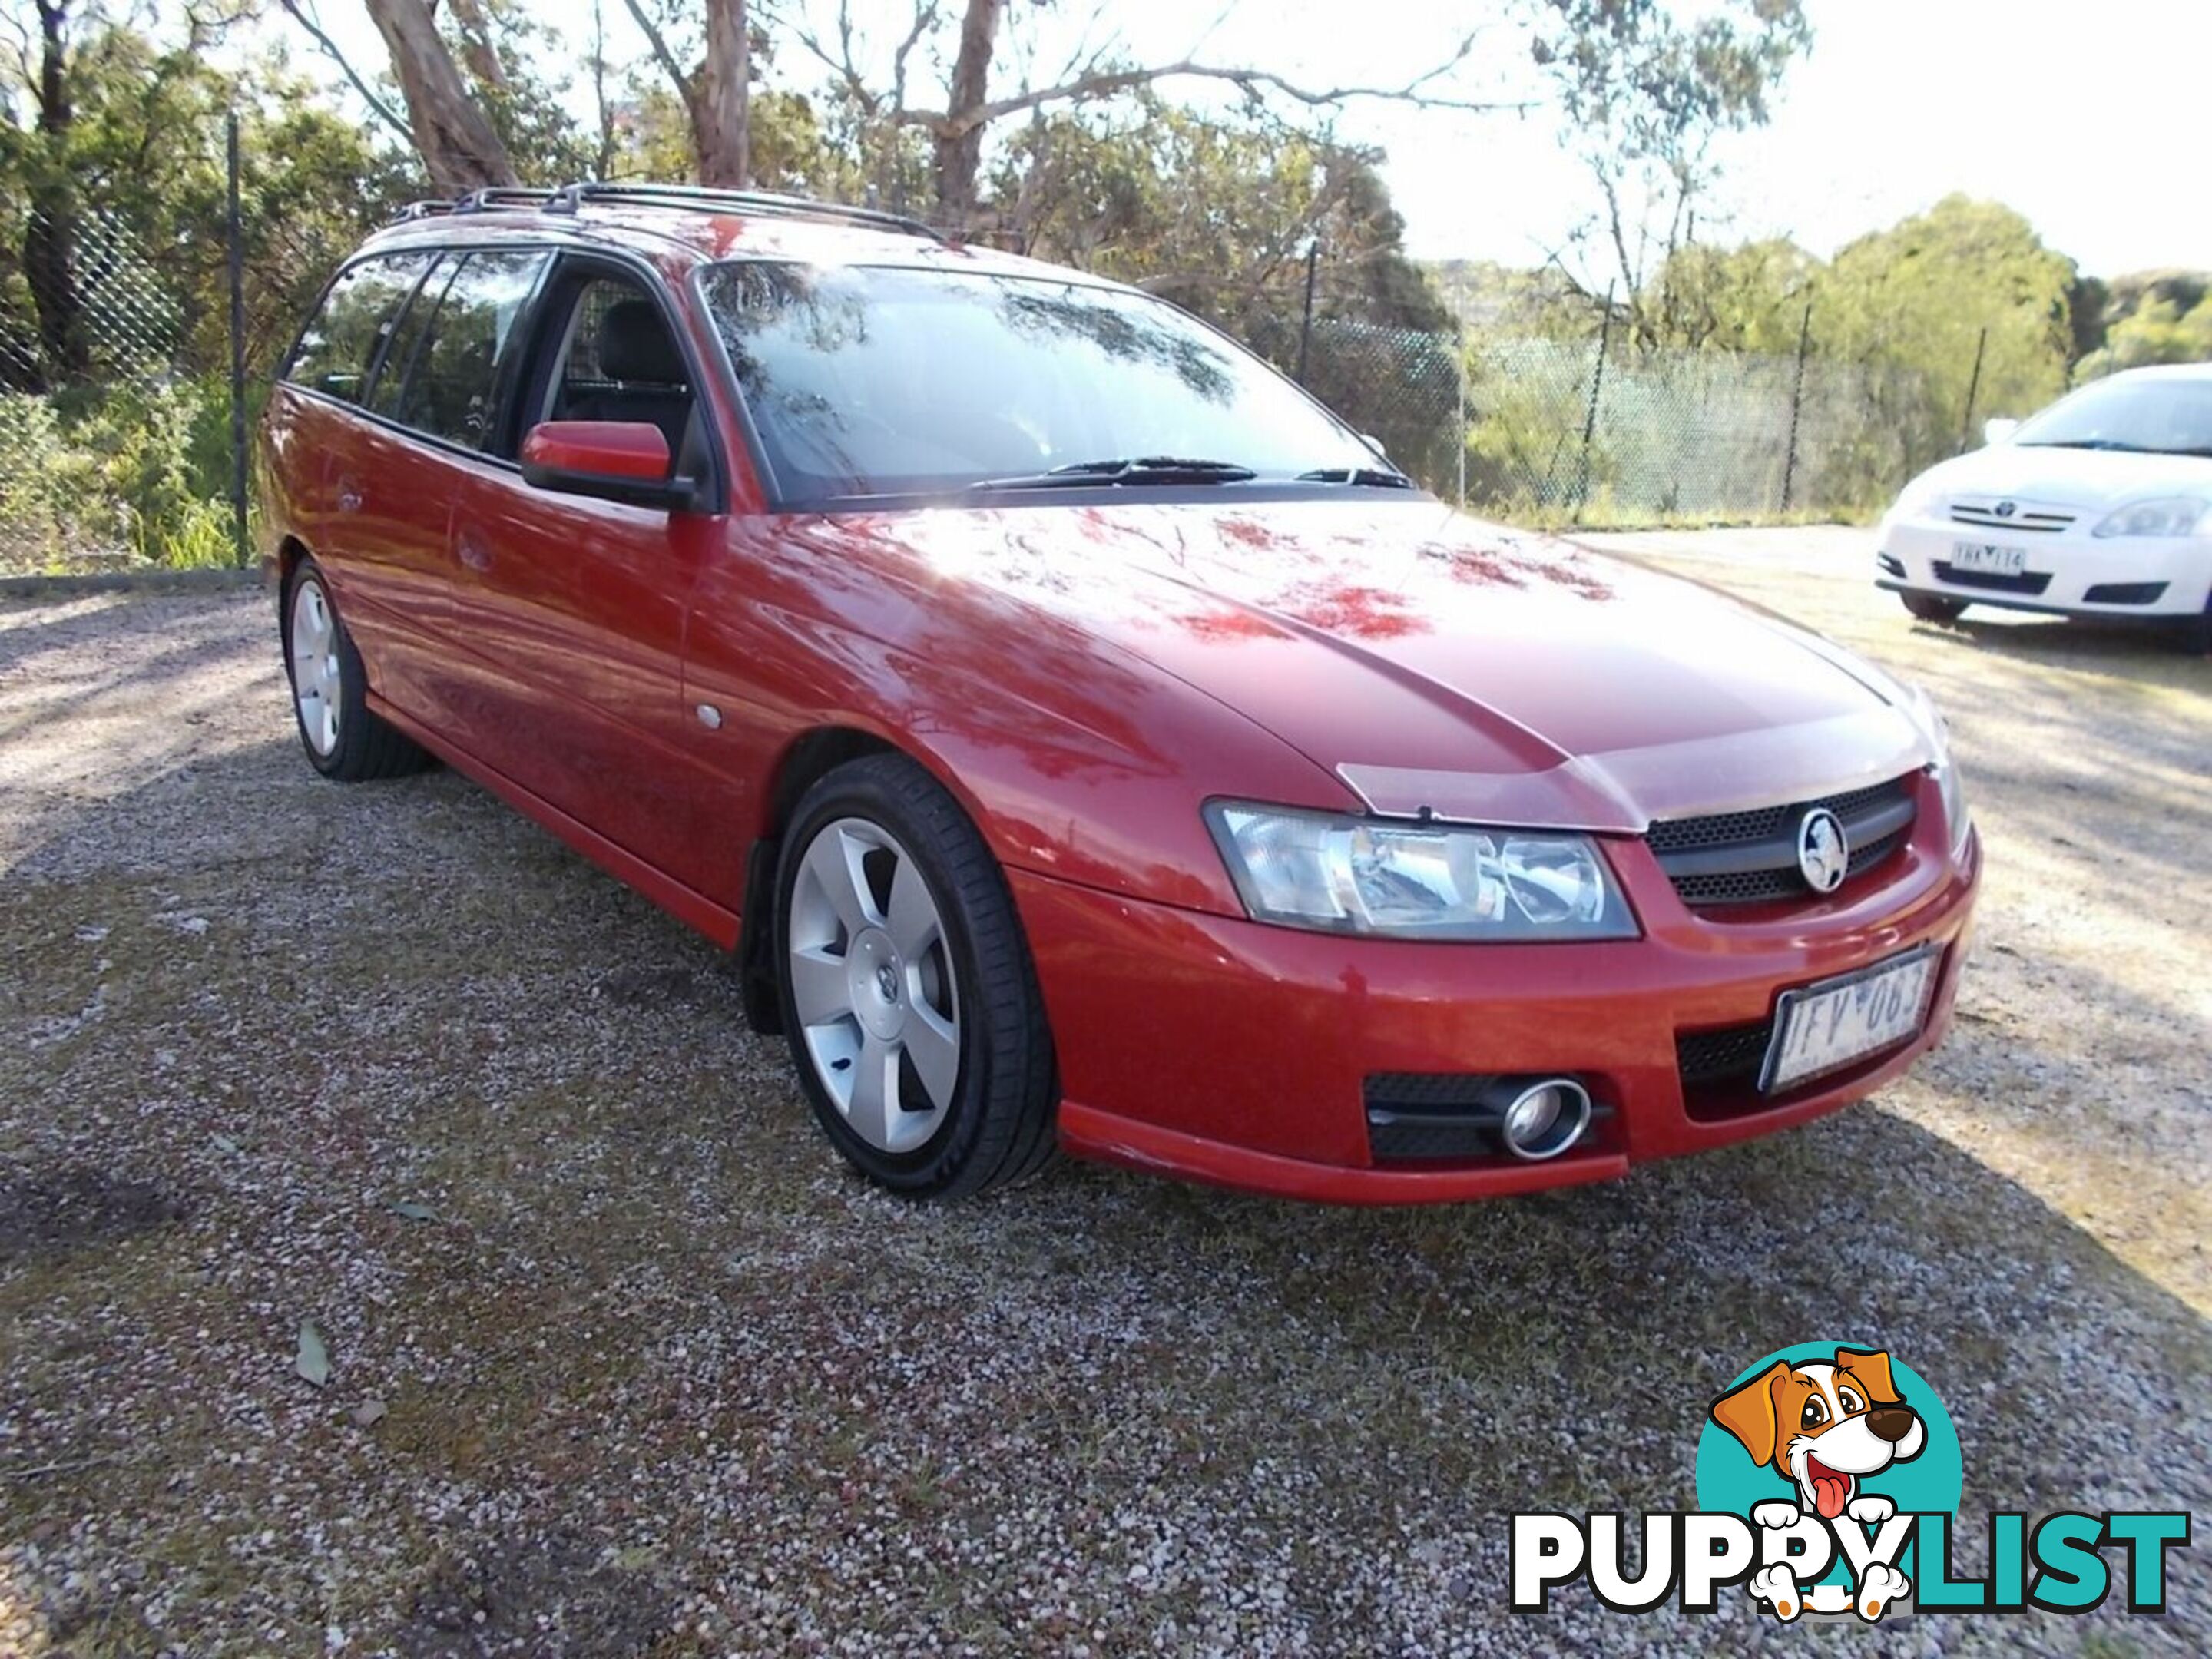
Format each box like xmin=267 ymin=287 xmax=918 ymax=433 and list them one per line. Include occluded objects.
xmin=621 ymin=0 xmax=698 ymax=107
xmin=276 ymin=0 xmax=412 ymax=144
xmin=920 ymin=41 xmax=1521 ymax=140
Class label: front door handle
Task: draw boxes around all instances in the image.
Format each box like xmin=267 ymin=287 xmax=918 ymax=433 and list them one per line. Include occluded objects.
xmin=456 ymin=529 xmax=492 ymax=574
xmin=336 ymin=481 xmax=363 ymax=514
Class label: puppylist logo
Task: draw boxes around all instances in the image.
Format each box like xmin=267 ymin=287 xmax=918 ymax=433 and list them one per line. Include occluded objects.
xmin=1512 ymin=1342 xmax=2191 ymax=1624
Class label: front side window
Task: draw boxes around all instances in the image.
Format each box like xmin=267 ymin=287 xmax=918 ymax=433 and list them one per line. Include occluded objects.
xmin=285 ymin=253 xmax=438 ymax=405
xmin=696 ymin=262 xmax=1379 ymax=505
xmin=541 ymin=274 xmax=696 ymax=457
xmin=394 ymin=250 xmax=550 ymax=450
xmin=2015 ymin=375 xmax=2212 ymax=458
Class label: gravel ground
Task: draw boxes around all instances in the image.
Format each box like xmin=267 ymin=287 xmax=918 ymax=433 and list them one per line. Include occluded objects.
xmin=2 ymin=529 xmax=2207 ymax=1656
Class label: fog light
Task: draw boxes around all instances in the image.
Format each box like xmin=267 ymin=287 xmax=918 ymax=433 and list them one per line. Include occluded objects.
xmin=1498 ymin=1078 xmax=1593 ymax=1161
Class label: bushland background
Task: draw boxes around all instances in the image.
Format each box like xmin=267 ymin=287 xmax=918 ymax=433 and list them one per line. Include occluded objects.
xmin=5 ymin=0 xmax=2209 ymax=570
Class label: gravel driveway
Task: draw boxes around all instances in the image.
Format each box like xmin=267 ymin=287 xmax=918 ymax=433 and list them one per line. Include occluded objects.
xmin=2 ymin=529 xmax=2207 ymax=1656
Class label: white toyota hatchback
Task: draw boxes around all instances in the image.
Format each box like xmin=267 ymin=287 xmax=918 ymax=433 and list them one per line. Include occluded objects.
xmin=1876 ymin=363 xmax=2212 ymax=650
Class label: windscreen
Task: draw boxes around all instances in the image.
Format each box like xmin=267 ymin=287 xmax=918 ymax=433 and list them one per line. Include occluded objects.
xmin=697 ymin=261 xmax=1380 ymax=503
xmin=2013 ymin=375 xmax=2212 ymax=457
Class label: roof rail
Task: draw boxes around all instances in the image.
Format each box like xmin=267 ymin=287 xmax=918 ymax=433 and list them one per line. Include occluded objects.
xmin=386 ymin=181 xmax=949 ymax=244
xmin=555 ymin=183 xmax=947 ymax=243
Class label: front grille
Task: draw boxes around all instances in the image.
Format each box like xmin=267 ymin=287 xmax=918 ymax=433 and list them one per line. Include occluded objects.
xmin=1932 ymin=561 xmax=2052 ymax=595
xmin=1363 ymin=1073 xmax=1505 ymax=1161
xmin=1362 ymin=1074 xmax=1611 ymax=1163
xmin=1647 ymin=777 xmax=1916 ymax=910
xmin=1677 ymin=1021 xmax=1771 ymax=1088
xmin=1949 ymin=502 xmax=2074 ymax=533
xmin=2084 ymin=581 xmax=2168 ymax=606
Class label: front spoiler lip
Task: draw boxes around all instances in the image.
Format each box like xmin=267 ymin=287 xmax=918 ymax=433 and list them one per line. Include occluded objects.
xmin=1875 ymin=577 xmax=2189 ymax=624
xmin=1053 ymin=992 xmax=1952 ymax=1206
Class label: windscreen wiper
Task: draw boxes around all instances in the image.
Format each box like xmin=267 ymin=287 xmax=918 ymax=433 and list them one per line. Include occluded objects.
xmin=966 ymin=455 xmax=1260 ymax=491
xmin=2022 ymin=439 xmax=2156 ymax=453
xmin=1295 ymin=465 xmax=1418 ymax=488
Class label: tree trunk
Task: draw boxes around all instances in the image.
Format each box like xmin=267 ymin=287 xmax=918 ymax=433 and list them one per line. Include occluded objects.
xmin=695 ymin=0 xmax=750 ymax=188
xmin=933 ymin=0 xmax=1002 ymax=222
xmin=444 ymin=0 xmax=510 ymax=93
xmin=362 ymin=0 xmax=518 ymax=195
xmin=22 ymin=0 xmax=89 ymax=387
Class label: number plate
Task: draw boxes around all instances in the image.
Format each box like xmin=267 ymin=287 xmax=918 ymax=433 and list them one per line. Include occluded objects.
xmin=1760 ymin=946 xmax=1939 ymax=1094
xmin=1949 ymin=539 xmax=2028 ymax=576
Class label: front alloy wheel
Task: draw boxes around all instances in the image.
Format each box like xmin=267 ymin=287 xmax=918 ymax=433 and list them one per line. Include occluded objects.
xmin=775 ymin=755 xmax=1055 ymax=1199
xmin=787 ymin=816 xmax=964 ymax=1156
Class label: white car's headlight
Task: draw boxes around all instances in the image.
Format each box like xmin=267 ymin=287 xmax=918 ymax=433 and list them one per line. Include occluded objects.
xmin=2091 ymin=497 xmax=2206 ymax=538
xmin=1206 ymin=803 xmax=1637 ymax=940
xmin=1889 ymin=472 xmax=1950 ymax=520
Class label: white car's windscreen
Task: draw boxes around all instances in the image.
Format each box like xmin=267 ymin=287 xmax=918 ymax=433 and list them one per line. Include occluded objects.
xmin=2012 ymin=376 xmax=2212 ymax=459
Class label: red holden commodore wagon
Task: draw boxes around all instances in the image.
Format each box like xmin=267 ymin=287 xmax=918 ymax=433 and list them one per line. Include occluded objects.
xmin=260 ymin=184 xmax=1979 ymax=1204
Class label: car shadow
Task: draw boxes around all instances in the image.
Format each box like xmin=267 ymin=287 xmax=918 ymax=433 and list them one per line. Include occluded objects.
xmin=1918 ymin=606 xmax=2207 ymax=683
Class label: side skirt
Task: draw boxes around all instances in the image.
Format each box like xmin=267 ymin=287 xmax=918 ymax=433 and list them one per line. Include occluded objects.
xmin=366 ymin=691 xmax=742 ymax=951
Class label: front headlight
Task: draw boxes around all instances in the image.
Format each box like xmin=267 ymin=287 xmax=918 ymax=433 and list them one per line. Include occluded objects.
xmin=2091 ymin=496 xmax=2206 ymax=538
xmin=1932 ymin=756 xmax=1972 ymax=856
xmin=1888 ymin=472 xmax=1950 ymax=521
xmin=1205 ymin=803 xmax=1637 ymax=940
xmin=1906 ymin=682 xmax=1972 ymax=856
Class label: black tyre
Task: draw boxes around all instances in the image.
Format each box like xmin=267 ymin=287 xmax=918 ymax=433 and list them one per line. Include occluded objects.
xmin=2179 ymin=601 xmax=2212 ymax=656
xmin=1900 ymin=591 xmax=1967 ymax=624
xmin=774 ymin=753 xmax=1056 ymax=1200
xmin=283 ymin=558 xmax=428 ymax=780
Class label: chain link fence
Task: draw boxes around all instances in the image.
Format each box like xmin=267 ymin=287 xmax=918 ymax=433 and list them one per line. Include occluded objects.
xmin=1251 ymin=306 xmax=1975 ymax=524
xmin=0 ymin=190 xmax=249 ymax=571
xmin=1 ymin=193 xmax=247 ymax=573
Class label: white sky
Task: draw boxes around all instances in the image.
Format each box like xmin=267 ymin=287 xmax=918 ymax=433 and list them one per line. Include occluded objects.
xmin=261 ymin=0 xmax=2212 ymax=279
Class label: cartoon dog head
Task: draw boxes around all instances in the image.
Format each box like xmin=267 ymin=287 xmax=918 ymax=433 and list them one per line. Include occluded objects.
xmin=1710 ymin=1348 xmax=1926 ymax=1520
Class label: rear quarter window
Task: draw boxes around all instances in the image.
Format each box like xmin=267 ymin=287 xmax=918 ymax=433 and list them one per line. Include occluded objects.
xmin=285 ymin=253 xmax=439 ymax=405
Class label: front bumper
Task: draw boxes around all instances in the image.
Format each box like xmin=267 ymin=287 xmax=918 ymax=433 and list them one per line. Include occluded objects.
xmin=1878 ymin=515 xmax=2212 ymax=618
xmin=1013 ymin=781 xmax=1979 ymax=1204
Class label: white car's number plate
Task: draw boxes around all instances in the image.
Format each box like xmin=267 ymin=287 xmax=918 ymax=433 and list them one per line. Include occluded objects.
xmin=1949 ymin=539 xmax=2028 ymax=576
xmin=1761 ymin=946 xmax=1939 ymax=1093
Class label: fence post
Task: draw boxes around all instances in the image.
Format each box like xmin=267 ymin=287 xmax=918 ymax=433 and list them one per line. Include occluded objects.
xmin=1959 ymin=324 xmax=1988 ymax=452
xmin=226 ymin=112 xmax=250 ymax=568
xmin=1294 ymin=238 xmax=1320 ymax=385
xmin=1780 ymin=300 xmax=1813 ymax=512
xmin=1575 ymin=282 xmax=1614 ymax=511
xmin=1454 ymin=287 xmax=1468 ymax=511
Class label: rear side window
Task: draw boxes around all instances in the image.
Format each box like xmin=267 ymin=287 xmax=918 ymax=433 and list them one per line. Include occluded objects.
xmin=285 ymin=253 xmax=438 ymax=405
xmin=366 ymin=254 xmax=454 ymax=419
xmin=394 ymin=250 xmax=550 ymax=450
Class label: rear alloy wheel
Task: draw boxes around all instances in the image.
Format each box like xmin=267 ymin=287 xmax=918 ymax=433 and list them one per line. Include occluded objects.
xmin=776 ymin=755 xmax=1055 ymax=1200
xmin=284 ymin=558 xmax=427 ymax=780
xmin=1901 ymin=591 xmax=1967 ymax=624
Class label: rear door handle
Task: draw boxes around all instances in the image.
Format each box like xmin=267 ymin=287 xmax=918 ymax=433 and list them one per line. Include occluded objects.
xmin=336 ymin=481 xmax=363 ymax=514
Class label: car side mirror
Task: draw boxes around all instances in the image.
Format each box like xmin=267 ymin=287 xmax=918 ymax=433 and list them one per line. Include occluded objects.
xmin=521 ymin=421 xmax=697 ymax=512
xmin=1981 ymin=416 xmax=2018 ymax=447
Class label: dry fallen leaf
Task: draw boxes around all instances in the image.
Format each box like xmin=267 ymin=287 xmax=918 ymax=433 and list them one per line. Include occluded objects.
xmin=296 ymin=1320 xmax=331 ymax=1389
